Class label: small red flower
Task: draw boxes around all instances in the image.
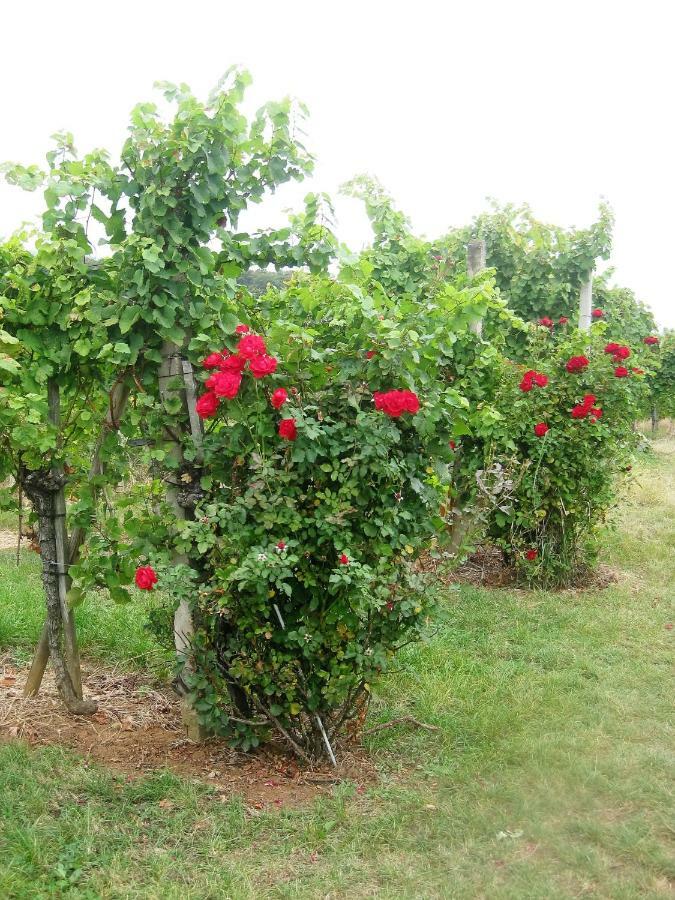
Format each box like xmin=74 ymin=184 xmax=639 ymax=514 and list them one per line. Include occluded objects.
xmin=631 ymin=367 xmax=645 ymax=375
xmin=525 ymin=549 xmax=538 ymax=561
xmin=235 ymin=324 xmax=250 ymax=334
xmin=643 ymin=335 xmax=659 ymax=346
xmin=582 ymin=393 xmax=597 ymax=407
xmin=365 ymin=350 xmax=376 ymax=359
xmin=276 ymin=541 xmax=286 ymax=551
xmin=533 ymin=422 xmax=549 ymax=437
xmin=278 ymin=418 xmax=297 ymax=441
xmin=614 ymin=366 xmax=629 ymax=378
xmin=237 ymin=334 xmax=267 ymax=359
xmin=538 ymin=316 xmax=553 ymax=328
xmin=449 ymin=440 xmax=456 ymax=450
xmin=566 ymin=355 xmax=589 ymax=373
xmin=248 ymin=354 xmax=278 ymax=379
xmin=206 ymin=371 xmax=242 ymax=399
xmin=135 ymin=565 xmax=158 ymax=591
xmin=219 ymin=354 xmax=246 ymax=372
xmin=271 ymin=388 xmax=288 ymax=409
xmin=339 ymin=553 xmax=349 ymax=565
xmin=202 ymin=352 xmax=225 ymax=369
xmin=571 ymin=404 xmax=588 ymax=419
xmin=386 ymin=600 xmax=394 ymax=611
xmin=590 ymin=407 xmax=603 ymax=418
xmin=195 ymin=391 xmax=219 ymax=419
xmin=592 ymin=308 xmax=604 ymax=318
xmin=373 ymin=389 xmax=420 ymax=417
xmin=558 ymin=316 xmax=569 ymax=325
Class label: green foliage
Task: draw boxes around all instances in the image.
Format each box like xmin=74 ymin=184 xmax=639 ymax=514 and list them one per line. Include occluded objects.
xmin=649 ymin=330 xmax=675 ymax=419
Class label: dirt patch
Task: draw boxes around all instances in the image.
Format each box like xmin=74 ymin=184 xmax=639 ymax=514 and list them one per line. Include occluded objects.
xmin=0 ymin=656 xmax=376 ymax=809
xmin=0 ymin=530 xmax=22 ymax=552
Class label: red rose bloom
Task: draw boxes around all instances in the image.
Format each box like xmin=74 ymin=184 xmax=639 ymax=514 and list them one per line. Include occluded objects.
xmin=558 ymin=316 xmax=569 ymax=325
xmin=604 ymin=342 xmax=621 ymax=355
xmin=219 ymin=354 xmax=247 ymax=372
xmin=203 ymin=352 xmax=225 ymax=369
xmin=207 ymin=371 xmax=242 ymax=399
xmin=534 ymin=373 xmax=548 ymax=388
xmin=592 ymin=308 xmax=604 ymax=318
xmin=525 ymin=549 xmax=538 ymax=561
xmin=278 ymin=418 xmax=297 ymax=441
xmin=339 ymin=553 xmax=349 ymax=565
xmin=234 ymin=324 xmax=250 ymax=334
xmin=538 ymin=316 xmax=554 ymax=328
xmin=237 ymin=334 xmax=267 ymax=359
xmin=195 ymin=391 xmax=219 ymax=419
xmin=643 ymin=335 xmax=659 ymax=346
xmin=566 ymin=355 xmax=589 ymax=373
xmin=248 ymin=354 xmax=278 ymax=379
xmin=614 ymin=366 xmax=629 ymax=378
xmin=365 ymin=350 xmax=376 ymax=359
xmin=449 ymin=440 xmax=456 ymax=450
xmin=612 ymin=346 xmax=630 ymax=361
xmin=590 ymin=407 xmax=602 ymax=418
xmin=271 ymin=388 xmax=288 ymax=409
xmin=533 ymin=422 xmax=549 ymax=437
xmin=135 ymin=565 xmax=158 ymax=591
xmin=582 ymin=393 xmax=596 ymax=407
xmin=373 ymin=389 xmax=420 ymax=417
xmin=276 ymin=541 xmax=286 ymax=551
xmin=571 ymin=404 xmax=588 ymax=419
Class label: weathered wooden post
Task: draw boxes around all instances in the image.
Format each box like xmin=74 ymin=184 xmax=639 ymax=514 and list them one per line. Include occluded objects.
xmin=578 ymin=274 xmax=593 ymax=332
xmin=467 ymin=239 xmax=487 ymax=337
xmin=158 ymin=341 xmax=205 ymax=741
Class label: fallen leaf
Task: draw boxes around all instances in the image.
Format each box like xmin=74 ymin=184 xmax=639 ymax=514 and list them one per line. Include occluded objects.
xmin=158 ymin=799 xmax=175 ymax=811
xmin=0 ymin=676 xmax=17 ymax=687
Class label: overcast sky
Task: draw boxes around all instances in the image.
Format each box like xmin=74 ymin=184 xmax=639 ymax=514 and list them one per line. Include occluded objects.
xmin=2 ymin=1 xmax=673 ymax=327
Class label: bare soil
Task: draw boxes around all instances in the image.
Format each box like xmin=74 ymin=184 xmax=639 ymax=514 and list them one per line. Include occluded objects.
xmin=0 ymin=655 xmax=376 ymax=809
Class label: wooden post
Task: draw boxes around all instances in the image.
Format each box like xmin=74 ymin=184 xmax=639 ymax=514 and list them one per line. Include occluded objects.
xmin=158 ymin=341 xmax=205 ymax=741
xmin=578 ymin=274 xmax=593 ymax=332
xmin=24 ymin=377 xmax=131 ymax=698
xmin=467 ymin=239 xmax=487 ymax=336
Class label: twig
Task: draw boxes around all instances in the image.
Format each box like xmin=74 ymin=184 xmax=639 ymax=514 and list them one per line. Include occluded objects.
xmin=362 ymin=715 xmax=440 ymax=736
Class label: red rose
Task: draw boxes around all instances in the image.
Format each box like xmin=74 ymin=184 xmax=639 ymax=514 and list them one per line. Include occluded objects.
xmin=525 ymin=549 xmax=538 ymax=561
xmin=582 ymin=393 xmax=596 ymax=407
xmin=566 ymin=355 xmax=589 ymax=373
xmin=249 ymin=354 xmax=278 ymax=379
xmin=592 ymin=308 xmax=604 ymax=318
xmin=207 ymin=371 xmax=242 ymax=398
xmin=520 ymin=370 xmax=535 ymax=392
xmin=558 ymin=316 xmax=569 ymax=325
xmin=604 ymin=342 xmax=620 ymax=354
xmin=365 ymin=350 xmax=376 ymax=359
xmin=373 ymin=389 xmax=420 ymax=417
xmin=271 ymin=388 xmax=288 ymax=409
xmin=276 ymin=541 xmax=286 ymax=551
xmin=339 ymin=553 xmax=349 ymax=565
xmin=614 ymin=366 xmax=629 ymax=378
xmin=533 ymin=422 xmax=549 ymax=437
xmin=590 ymin=407 xmax=602 ymax=418
xmin=135 ymin=565 xmax=158 ymax=591
xmin=386 ymin=600 xmax=394 ymax=611
xmin=538 ymin=316 xmax=554 ymax=328
xmin=534 ymin=373 xmax=548 ymax=388
xmin=195 ymin=391 xmax=219 ymax=419
xmin=571 ymin=404 xmax=588 ymax=419
xmin=203 ymin=352 xmax=225 ymax=369
xmin=449 ymin=440 xmax=456 ymax=450
xmin=278 ymin=418 xmax=297 ymax=441
xmin=219 ymin=353 xmax=247 ymax=372
xmin=612 ymin=346 xmax=630 ymax=361
xmin=643 ymin=335 xmax=659 ymax=346
xmin=237 ymin=334 xmax=267 ymax=359
xmin=235 ymin=324 xmax=250 ymax=334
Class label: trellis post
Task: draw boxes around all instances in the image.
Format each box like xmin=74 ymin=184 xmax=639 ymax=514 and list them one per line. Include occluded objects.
xmin=578 ymin=274 xmax=593 ymax=332
xmin=467 ymin=239 xmax=487 ymax=336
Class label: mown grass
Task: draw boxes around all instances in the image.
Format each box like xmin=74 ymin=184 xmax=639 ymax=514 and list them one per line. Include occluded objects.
xmin=0 ymin=438 xmax=673 ymax=898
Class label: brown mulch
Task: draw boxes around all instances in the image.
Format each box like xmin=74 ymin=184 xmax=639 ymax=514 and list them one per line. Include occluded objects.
xmin=0 ymin=655 xmax=377 ymax=809
xmin=418 ymin=545 xmax=618 ymax=591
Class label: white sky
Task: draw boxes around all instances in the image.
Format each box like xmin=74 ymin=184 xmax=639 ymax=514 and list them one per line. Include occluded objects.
xmin=2 ymin=0 xmax=673 ymax=327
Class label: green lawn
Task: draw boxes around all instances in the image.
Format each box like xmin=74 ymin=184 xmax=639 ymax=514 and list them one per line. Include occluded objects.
xmin=0 ymin=439 xmax=673 ymax=899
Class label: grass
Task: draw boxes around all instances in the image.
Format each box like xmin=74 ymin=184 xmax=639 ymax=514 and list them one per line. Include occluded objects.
xmin=0 ymin=437 xmax=673 ymax=898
